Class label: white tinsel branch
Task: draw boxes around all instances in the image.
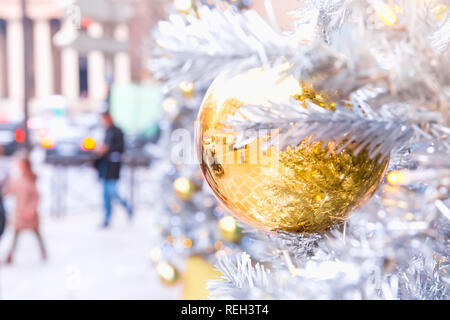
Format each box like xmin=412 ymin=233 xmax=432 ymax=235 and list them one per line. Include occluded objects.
xmin=207 ymin=252 xmax=271 ymax=299
xmin=152 ymin=1 xmax=450 ymax=122
xmin=150 ymin=6 xmax=297 ymax=89
xmin=152 ymin=0 xmax=450 ymax=301
xmin=223 ymin=95 xmax=414 ymax=161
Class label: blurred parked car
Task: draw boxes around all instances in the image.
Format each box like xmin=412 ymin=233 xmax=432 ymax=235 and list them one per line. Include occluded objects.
xmin=41 ymin=116 xmax=102 ymax=166
xmin=38 ymin=110 xmax=161 ymax=167
xmin=0 ymin=121 xmax=25 ymax=156
xmin=27 ymin=95 xmax=72 ymax=146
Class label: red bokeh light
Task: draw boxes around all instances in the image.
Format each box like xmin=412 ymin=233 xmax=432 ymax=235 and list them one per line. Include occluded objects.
xmin=14 ymin=128 xmax=25 ymax=143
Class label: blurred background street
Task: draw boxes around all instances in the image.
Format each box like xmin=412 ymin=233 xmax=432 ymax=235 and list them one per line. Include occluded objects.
xmin=0 ymin=148 xmax=180 ymax=299
xmin=0 ymin=0 xmax=286 ymax=300
xmin=0 ymin=0 xmax=181 ymax=299
xmin=0 ymin=206 xmax=180 ymax=300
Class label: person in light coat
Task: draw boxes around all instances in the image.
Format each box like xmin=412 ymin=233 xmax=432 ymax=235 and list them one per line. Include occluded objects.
xmin=3 ymin=155 xmax=46 ymax=264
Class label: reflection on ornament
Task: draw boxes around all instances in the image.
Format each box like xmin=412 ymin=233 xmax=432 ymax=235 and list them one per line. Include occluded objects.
xmin=173 ymin=177 xmax=196 ymax=200
xmin=377 ymin=3 xmax=397 ymax=26
xmin=157 ymin=262 xmax=179 ymax=285
xmin=218 ymin=216 xmax=243 ymax=243
xmin=179 ymin=81 xmax=195 ymax=98
xmin=196 ymin=67 xmax=389 ymax=233
xmin=174 ymin=0 xmax=194 ymax=14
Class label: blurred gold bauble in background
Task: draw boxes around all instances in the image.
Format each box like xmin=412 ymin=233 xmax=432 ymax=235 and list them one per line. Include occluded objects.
xmin=195 ymin=67 xmax=389 ymax=233
xmin=218 ymin=216 xmax=243 ymax=243
xmin=173 ymin=177 xmax=196 ymax=201
xmin=178 ymin=81 xmax=195 ymax=98
xmin=162 ymin=97 xmax=179 ymax=118
xmin=156 ymin=262 xmax=179 ymax=285
xmin=181 ymin=256 xmax=222 ymax=300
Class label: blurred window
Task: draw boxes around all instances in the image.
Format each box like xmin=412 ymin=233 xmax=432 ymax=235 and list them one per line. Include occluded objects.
xmin=50 ymin=19 xmax=62 ymax=95
xmin=0 ymin=19 xmax=7 ymax=98
xmin=27 ymin=18 xmax=35 ymax=98
xmin=78 ymin=55 xmax=88 ymax=97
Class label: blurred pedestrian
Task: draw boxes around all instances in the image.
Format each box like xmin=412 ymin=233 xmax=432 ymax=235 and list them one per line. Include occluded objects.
xmin=95 ymin=111 xmax=133 ymax=228
xmin=0 ymin=146 xmax=6 ymax=240
xmin=3 ymin=155 xmax=47 ymax=264
xmin=0 ymin=194 xmax=5 ymax=240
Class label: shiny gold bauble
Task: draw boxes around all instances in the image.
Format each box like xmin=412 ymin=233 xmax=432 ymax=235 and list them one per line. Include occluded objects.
xmin=178 ymin=81 xmax=195 ymax=99
xmin=218 ymin=216 xmax=243 ymax=243
xmin=173 ymin=177 xmax=196 ymax=201
xmin=156 ymin=262 xmax=179 ymax=285
xmin=195 ymin=67 xmax=389 ymax=233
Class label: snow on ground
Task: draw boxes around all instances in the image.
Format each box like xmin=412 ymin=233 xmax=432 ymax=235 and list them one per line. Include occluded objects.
xmin=0 ymin=209 xmax=180 ymax=300
xmin=0 ymin=154 xmax=181 ymax=300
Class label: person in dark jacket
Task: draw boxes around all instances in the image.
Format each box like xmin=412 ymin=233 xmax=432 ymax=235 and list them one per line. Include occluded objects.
xmin=96 ymin=111 xmax=132 ymax=227
xmin=0 ymin=194 xmax=5 ymax=239
xmin=0 ymin=147 xmax=7 ymax=239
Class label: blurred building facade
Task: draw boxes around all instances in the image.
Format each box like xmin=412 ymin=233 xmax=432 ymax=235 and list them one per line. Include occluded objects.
xmin=0 ymin=0 xmax=150 ymax=119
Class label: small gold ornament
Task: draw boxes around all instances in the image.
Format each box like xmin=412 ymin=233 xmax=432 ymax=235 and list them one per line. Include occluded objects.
xmin=181 ymin=256 xmax=222 ymax=300
xmin=156 ymin=262 xmax=179 ymax=285
xmin=173 ymin=177 xmax=196 ymax=201
xmin=179 ymin=81 xmax=195 ymax=98
xmin=162 ymin=97 xmax=179 ymax=118
xmin=195 ymin=67 xmax=389 ymax=233
xmin=218 ymin=216 xmax=243 ymax=243
xmin=376 ymin=3 xmax=397 ymax=26
xmin=174 ymin=0 xmax=194 ymax=14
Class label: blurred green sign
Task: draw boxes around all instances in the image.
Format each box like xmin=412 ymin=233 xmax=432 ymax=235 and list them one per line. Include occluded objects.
xmin=110 ymin=83 xmax=162 ymax=135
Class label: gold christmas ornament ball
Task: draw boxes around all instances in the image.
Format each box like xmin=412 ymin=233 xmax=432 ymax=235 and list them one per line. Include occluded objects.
xmin=195 ymin=67 xmax=389 ymax=233
xmin=218 ymin=216 xmax=243 ymax=243
xmin=173 ymin=177 xmax=196 ymax=201
xmin=156 ymin=262 xmax=179 ymax=285
xmin=179 ymin=81 xmax=195 ymax=98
